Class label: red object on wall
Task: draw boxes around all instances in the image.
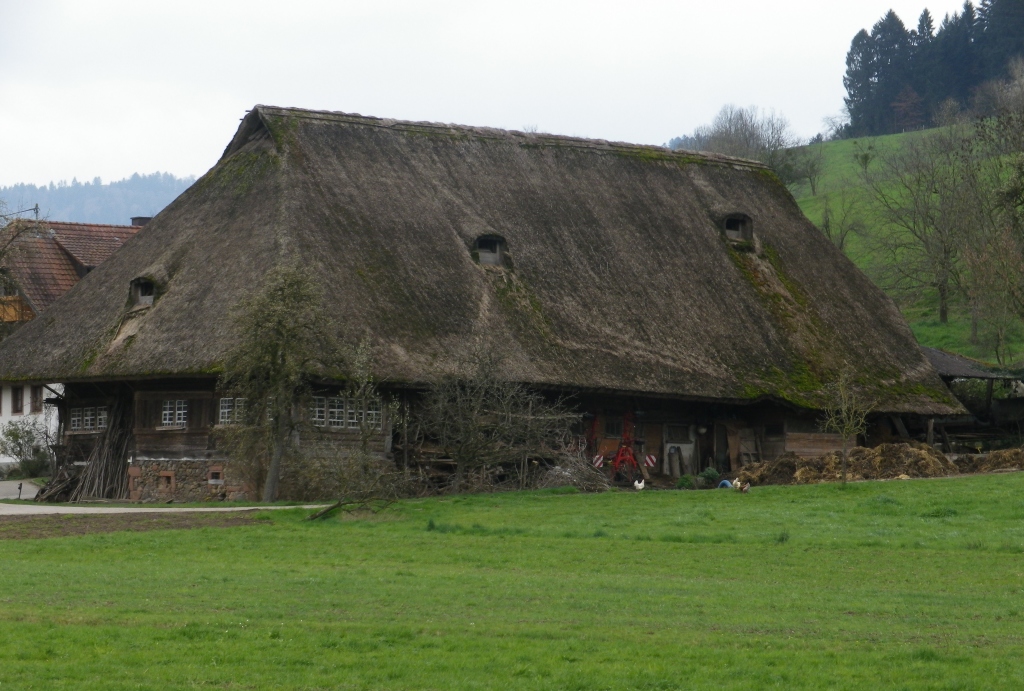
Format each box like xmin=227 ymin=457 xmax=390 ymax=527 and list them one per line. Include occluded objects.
xmin=610 ymin=412 xmax=639 ymax=477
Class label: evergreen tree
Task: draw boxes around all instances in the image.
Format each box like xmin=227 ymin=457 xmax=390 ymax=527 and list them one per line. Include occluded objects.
xmin=844 ymin=29 xmax=877 ymax=136
xmin=842 ymin=1 xmax=1024 ymax=137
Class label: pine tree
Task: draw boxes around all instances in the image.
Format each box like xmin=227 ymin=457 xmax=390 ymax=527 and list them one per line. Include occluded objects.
xmin=844 ymin=29 xmax=877 ymax=136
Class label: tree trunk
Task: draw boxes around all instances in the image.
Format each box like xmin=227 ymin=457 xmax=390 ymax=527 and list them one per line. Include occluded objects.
xmin=841 ymin=437 xmax=849 ymax=485
xmin=938 ymin=281 xmax=949 ymax=324
xmin=454 ymin=462 xmax=465 ymax=492
xmin=263 ymin=419 xmax=286 ymax=502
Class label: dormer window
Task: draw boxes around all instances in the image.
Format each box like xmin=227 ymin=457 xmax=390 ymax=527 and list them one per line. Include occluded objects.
xmin=132 ymin=279 xmax=155 ymax=306
xmin=473 ymin=235 xmax=508 ymax=267
xmin=723 ymin=215 xmax=753 ymax=242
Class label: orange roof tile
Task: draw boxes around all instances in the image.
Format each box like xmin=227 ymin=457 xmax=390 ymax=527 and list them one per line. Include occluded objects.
xmin=1 ymin=220 xmax=140 ymax=314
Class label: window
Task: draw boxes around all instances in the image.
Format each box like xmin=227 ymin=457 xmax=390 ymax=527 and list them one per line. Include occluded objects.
xmin=723 ymin=215 xmax=753 ymax=242
xmin=365 ymin=398 xmax=382 ymax=431
xmin=159 ymin=471 xmax=175 ymax=492
xmin=83 ymin=407 xmax=96 ymax=431
xmin=328 ymin=397 xmax=345 ymax=429
xmin=161 ymin=399 xmax=187 ymax=428
xmin=218 ymin=397 xmax=245 ymax=425
xmin=30 ymin=385 xmax=43 ymax=413
xmin=347 ymin=397 xmax=362 ymax=429
xmin=11 ymin=386 xmax=23 ymax=415
xmin=69 ymin=408 xmax=82 ymax=431
xmin=473 ymin=236 xmax=508 ymax=267
xmin=132 ymin=278 xmax=155 ymax=306
xmin=311 ymin=397 xmax=327 ymax=427
xmin=97 ymin=406 xmax=108 ymax=430
xmin=604 ymin=417 xmax=623 ymax=438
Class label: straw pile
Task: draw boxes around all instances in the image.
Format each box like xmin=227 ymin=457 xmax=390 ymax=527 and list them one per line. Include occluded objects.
xmin=735 ymin=442 xmax=958 ymax=486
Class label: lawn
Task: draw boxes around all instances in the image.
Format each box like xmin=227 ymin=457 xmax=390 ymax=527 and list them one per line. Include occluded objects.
xmin=2 ymin=474 xmax=1024 ymax=689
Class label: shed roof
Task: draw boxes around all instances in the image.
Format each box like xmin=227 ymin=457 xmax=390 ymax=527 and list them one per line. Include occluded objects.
xmin=0 ymin=106 xmax=960 ymax=414
xmin=922 ymin=347 xmax=1015 ymax=381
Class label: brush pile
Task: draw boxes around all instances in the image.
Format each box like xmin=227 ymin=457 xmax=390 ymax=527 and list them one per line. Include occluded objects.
xmin=735 ymin=442 xmax=959 ymax=486
xmin=953 ymin=448 xmax=1024 ymax=474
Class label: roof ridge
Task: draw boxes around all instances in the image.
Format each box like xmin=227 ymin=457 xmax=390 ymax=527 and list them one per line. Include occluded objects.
xmin=41 ymin=221 xmax=141 ymax=229
xmin=252 ymin=104 xmax=769 ymax=170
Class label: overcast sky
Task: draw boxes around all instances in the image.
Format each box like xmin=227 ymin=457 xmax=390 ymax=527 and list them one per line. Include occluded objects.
xmin=0 ymin=0 xmax=968 ymax=187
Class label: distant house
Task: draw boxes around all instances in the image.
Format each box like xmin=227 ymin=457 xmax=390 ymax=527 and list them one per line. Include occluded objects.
xmin=0 ymin=106 xmax=961 ymax=499
xmin=0 ymin=219 xmax=142 ymax=464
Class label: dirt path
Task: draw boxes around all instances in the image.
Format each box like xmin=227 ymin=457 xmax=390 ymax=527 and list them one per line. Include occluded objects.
xmin=0 ymin=502 xmax=325 ymax=516
xmin=0 ymin=511 xmax=269 ymax=539
xmin=0 ymin=480 xmax=38 ymax=500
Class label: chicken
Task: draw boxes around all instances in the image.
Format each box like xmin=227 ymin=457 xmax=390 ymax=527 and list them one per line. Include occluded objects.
xmin=633 ymin=479 xmax=645 ymax=491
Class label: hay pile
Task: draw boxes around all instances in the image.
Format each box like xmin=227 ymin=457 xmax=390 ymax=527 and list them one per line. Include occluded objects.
xmin=954 ymin=448 xmax=1024 ymax=474
xmin=735 ymin=442 xmax=958 ymax=486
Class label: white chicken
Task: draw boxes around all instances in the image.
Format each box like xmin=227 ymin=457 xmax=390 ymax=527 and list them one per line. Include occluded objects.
xmin=633 ymin=479 xmax=645 ymax=490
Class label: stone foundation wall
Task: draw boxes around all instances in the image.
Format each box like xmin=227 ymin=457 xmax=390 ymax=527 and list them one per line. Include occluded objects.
xmin=128 ymin=459 xmax=249 ymax=502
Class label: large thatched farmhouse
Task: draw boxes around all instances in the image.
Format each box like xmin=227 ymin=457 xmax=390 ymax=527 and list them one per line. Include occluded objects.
xmin=0 ymin=106 xmax=960 ymax=500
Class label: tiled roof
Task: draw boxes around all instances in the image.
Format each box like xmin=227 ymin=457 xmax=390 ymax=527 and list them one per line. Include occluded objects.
xmin=5 ymin=236 xmax=81 ymax=311
xmin=1 ymin=220 xmax=140 ymax=314
xmin=46 ymin=222 xmax=140 ymax=269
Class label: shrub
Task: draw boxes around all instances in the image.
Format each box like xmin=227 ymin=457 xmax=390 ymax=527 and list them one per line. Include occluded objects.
xmin=698 ymin=467 xmax=720 ymax=488
xmin=676 ymin=475 xmax=695 ymax=490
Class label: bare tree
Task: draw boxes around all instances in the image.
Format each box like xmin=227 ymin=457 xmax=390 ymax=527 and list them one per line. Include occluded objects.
xmin=964 ymin=228 xmax=1024 ymax=365
xmin=861 ymin=123 xmax=991 ymax=323
xmin=417 ymin=354 xmax=578 ymax=492
xmin=818 ymin=190 xmax=865 ymax=252
xmin=797 ymin=143 xmax=827 ymax=196
xmin=217 ymin=264 xmax=343 ymax=502
xmin=820 ymin=367 xmax=874 ymax=485
xmin=681 ymin=105 xmax=800 ymax=172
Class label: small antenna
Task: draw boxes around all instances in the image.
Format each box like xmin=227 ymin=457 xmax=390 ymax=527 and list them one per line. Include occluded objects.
xmin=33 ymin=204 xmax=39 ymax=221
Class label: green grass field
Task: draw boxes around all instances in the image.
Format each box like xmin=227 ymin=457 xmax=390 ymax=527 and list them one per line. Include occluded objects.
xmin=787 ymin=130 xmax=1024 ymax=366
xmin=3 ymin=474 xmax=1024 ymax=689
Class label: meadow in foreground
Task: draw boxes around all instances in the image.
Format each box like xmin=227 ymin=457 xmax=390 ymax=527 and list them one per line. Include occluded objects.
xmin=2 ymin=473 xmax=1023 ymax=690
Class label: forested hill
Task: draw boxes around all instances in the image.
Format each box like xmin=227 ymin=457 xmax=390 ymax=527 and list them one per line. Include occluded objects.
xmin=844 ymin=0 xmax=1024 ymax=137
xmin=1 ymin=172 xmax=195 ymax=226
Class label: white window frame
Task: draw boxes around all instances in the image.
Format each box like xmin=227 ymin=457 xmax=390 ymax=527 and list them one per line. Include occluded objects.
xmin=311 ymin=397 xmax=327 ymax=427
xmin=328 ymin=397 xmax=344 ymax=429
xmin=97 ymin=406 xmax=108 ymax=430
xmin=219 ymin=398 xmax=234 ymax=425
xmin=83 ymin=407 xmax=96 ymax=431
xmin=346 ymin=396 xmax=362 ymax=430
xmin=162 ymin=399 xmax=187 ymax=428
xmin=69 ymin=408 xmax=82 ymax=431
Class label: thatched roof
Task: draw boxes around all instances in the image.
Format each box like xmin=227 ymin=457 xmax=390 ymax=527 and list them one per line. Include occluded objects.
xmin=0 ymin=105 xmax=959 ymax=414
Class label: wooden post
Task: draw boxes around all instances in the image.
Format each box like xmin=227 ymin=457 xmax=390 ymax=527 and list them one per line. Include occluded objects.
xmin=986 ymin=380 xmax=994 ymax=417
xmin=926 ymin=418 xmax=934 ymax=447
xmin=402 ymin=392 xmax=409 ymax=476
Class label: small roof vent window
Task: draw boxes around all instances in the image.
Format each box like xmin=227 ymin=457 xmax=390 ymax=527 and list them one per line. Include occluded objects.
xmin=723 ymin=215 xmax=753 ymax=243
xmin=473 ymin=235 xmax=509 ymax=267
xmin=131 ymin=278 xmax=155 ymax=307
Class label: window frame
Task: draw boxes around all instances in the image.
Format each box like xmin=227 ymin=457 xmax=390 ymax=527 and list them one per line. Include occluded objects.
xmin=11 ymin=386 xmax=23 ymax=415
xmin=160 ymin=399 xmax=188 ymax=429
xmin=30 ymin=385 xmax=44 ymax=414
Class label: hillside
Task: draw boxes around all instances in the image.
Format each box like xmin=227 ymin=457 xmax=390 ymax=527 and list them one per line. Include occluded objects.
xmin=1 ymin=172 xmax=195 ymax=226
xmin=786 ymin=129 xmax=1021 ymax=367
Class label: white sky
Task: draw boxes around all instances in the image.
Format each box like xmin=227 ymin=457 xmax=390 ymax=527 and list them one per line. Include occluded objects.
xmin=0 ymin=0 xmax=968 ymax=187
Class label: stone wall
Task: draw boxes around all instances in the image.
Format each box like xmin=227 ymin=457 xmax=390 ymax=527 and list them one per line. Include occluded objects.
xmin=128 ymin=459 xmax=249 ymax=502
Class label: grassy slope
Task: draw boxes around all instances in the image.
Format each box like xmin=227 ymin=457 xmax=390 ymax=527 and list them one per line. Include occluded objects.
xmin=2 ymin=477 xmax=1024 ymax=689
xmin=788 ymin=131 xmax=1021 ymax=365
